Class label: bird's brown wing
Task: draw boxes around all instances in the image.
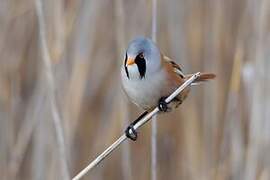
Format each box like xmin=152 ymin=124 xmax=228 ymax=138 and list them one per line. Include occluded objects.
xmin=162 ymin=54 xmax=216 ymax=108
xmin=162 ymin=55 xmax=189 ymax=108
xmin=162 ymin=55 xmax=185 ymax=78
xmin=163 ymin=55 xmax=216 ymax=82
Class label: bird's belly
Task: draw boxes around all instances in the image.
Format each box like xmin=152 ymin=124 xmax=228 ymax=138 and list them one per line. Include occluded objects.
xmin=124 ymin=80 xmax=162 ymax=109
xmin=121 ymin=71 xmax=169 ymax=110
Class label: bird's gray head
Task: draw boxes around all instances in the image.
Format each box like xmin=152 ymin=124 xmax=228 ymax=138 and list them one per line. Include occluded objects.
xmin=124 ymin=37 xmax=161 ymax=79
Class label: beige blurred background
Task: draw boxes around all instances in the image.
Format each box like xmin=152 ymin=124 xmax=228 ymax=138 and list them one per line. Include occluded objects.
xmin=1 ymin=0 xmax=270 ymax=179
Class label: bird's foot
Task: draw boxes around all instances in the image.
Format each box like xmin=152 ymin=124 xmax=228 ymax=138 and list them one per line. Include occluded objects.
xmin=158 ymin=97 xmax=170 ymax=112
xmin=125 ymin=111 xmax=148 ymax=141
xmin=125 ymin=124 xmax=137 ymax=141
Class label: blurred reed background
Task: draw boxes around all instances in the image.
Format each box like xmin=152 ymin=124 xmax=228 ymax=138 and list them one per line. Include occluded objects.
xmin=0 ymin=0 xmax=270 ymax=179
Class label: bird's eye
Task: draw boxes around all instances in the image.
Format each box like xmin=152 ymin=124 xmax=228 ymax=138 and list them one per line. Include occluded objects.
xmin=138 ymin=53 xmax=144 ymax=59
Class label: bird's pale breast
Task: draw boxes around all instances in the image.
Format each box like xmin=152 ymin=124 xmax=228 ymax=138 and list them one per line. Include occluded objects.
xmin=121 ymin=67 xmax=174 ymax=110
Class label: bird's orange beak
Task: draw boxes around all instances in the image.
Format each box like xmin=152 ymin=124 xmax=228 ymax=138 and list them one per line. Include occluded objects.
xmin=126 ymin=58 xmax=135 ymax=66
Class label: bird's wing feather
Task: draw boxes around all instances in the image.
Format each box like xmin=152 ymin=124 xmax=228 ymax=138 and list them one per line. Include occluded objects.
xmin=162 ymin=55 xmax=185 ymax=78
xmin=162 ymin=55 xmax=190 ymax=108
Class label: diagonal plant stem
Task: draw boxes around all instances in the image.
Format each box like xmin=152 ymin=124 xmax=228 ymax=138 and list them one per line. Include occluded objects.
xmin=72 ymin=72 xmax=201 ymax=180
xmin=35 ymin=0 xmax=70 ymax=179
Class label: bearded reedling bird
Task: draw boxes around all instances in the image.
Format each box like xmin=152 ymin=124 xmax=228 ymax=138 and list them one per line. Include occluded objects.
xmin=121 ymin=37 xmax=215 ymax=141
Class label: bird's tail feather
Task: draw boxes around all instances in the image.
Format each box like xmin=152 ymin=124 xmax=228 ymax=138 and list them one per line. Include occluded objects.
xmin=186 ymin=73 xmax=216 ymax=85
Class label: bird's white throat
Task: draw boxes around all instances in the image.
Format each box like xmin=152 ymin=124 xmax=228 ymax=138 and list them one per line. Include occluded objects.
xmin=127 ymin=64 xmax=143 ymax=79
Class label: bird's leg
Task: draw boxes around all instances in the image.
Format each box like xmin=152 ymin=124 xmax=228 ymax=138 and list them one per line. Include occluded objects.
xmin=158 ymin=97 xmax=170 ymax=112
xmin=125 ymin=111 xmax=148 ymax=141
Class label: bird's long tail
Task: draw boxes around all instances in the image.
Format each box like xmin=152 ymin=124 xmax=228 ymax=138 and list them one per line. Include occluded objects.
xmin=186 ymin=73 xmax=216 ymax=85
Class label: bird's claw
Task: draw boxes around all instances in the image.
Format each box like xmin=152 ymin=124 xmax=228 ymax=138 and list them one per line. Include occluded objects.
xmin=124 ymin=111 xmax=148 ymax=141
xmin=158 ymin=97 xmax=170 ymax=112
xmin=125 ymin=125 xmax=137 ymax=141
xmin=158 ymin=98 xmax=168 ymax=112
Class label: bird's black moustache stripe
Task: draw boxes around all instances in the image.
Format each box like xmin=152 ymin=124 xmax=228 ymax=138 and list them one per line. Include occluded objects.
xmin=124 ymin=53 xmax=130 ymax=79
xmin=135 ymin=55 xmax=146 ymax=79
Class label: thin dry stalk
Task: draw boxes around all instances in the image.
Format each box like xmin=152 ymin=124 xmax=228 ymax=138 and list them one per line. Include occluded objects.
xmin=151 ymin=0 xmax=158 ymax=180
xmin=114 ymin=0 xmax=133 ymax=179
xmin=245 ymin=0 xmax=270 ymax=179
xmin=9 ymin=88 xmax=45 ymax=179
xmin=35 ymin=0 xmax=69 ymax=179
xmin=63 ymin=0 xmax=105 ymax=149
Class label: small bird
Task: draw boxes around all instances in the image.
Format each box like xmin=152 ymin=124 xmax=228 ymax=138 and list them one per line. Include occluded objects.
xmin=121 ymin=37 xmax=215 ymax=140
